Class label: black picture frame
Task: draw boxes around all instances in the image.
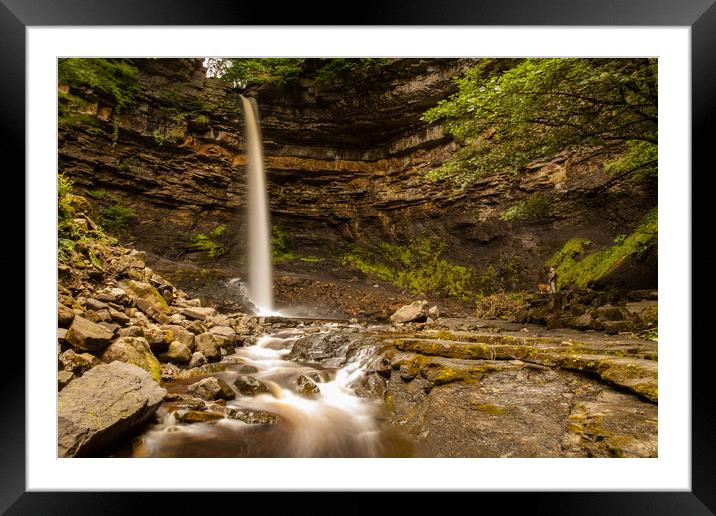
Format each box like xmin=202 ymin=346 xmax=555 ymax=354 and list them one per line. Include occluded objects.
xmin=3 ymin=0 xmax=710 ymax=513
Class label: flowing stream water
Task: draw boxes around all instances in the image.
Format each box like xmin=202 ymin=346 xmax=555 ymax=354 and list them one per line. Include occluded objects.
xmin=128 ymin=328 xmax=409 ymax=457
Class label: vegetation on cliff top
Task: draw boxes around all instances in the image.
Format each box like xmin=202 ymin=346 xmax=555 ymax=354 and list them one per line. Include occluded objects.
xmin=58 ymin=58 xmax=139 ymax=109
xmin=422 ymin=58 xmax=657 ymax=184
xmin=205 ymin=58 xmax=390 ymax=88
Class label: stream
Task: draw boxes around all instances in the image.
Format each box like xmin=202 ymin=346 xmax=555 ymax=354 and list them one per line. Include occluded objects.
xmin=119 ymin=325 xmax=412 ymax=457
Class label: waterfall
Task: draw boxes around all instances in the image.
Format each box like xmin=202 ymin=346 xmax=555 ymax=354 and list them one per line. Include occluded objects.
xmin=241 ymin=95 xmax=274 ymax=315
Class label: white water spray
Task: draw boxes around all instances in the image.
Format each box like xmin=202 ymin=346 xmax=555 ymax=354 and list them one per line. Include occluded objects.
xmin=241 ymin=95 xmax=274 ymax=315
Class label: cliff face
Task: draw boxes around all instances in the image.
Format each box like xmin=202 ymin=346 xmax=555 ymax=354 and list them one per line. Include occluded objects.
xmin=58 ymin=58 xmax=657 ymax=292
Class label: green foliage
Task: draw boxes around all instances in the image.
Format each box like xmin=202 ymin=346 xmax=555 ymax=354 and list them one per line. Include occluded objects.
xmin=86 ymin=189 xmax=107 ymax=199
xmin=607 ymin=140 xmax=658 ymax=182
xmin=58 ymin=112 xmax=103 ymax=127
xmin=548 ymin=208 xmax=657 ymax=288
xmin=422 ymin=58 xmax=657 ymax=184
xmin=98 ymin=203 xmax=136 ymax=233
xmin=312 ymin=58 xmax=390 ymax=86
xmin=206 ymin=58 xmax=304 ymax=88
xmin=638 ymin=327 xmax=658 ymax=342
xmin=189 ymin=225 xmax=226 ymax=258
xmin=58 ymin=58 xmax=138 ymax=110
xmin=206 ymin=58 xmax=390 ymax=89
xmin=152 ymin=129 xmax=165 ymax=146
xmin=500 ymin=194 xmax=553 ymax=222
xmin=340 ymin=237 xmax=474 ymax=299
xmin=58 ymin=173 xmax=74 ymax=219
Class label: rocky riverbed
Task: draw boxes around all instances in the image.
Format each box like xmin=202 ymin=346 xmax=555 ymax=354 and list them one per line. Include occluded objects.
xmin=57 ymin=223 xmax=657 ymax=458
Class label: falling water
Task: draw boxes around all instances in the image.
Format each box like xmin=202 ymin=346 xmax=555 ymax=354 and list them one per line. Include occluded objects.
xmin=241 ymin=95 xmax=274 ymax=315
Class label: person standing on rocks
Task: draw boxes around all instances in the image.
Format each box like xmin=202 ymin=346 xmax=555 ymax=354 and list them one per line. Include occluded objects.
xmin=547 ymin=267 xmax=558 ymax=294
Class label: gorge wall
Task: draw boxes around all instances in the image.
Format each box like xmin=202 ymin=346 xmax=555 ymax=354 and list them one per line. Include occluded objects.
xmin=58 ymin=58 xmax=657 ymax=293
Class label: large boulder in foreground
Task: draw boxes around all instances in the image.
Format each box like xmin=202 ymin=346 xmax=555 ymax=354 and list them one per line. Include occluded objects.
xmin=389 ymin=300 xmax=429 ymax=324
xmin=58 ymin=361 xmax=166 ymax=457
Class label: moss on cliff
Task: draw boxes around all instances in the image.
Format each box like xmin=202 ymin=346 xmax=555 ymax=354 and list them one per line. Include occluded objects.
xmin=548 ymin=208 xmax=657 ymax=289
xmin=340 ymin=237 xmax=474 ymax=299
xmin=58 ymin=58 xmax=138 ymax=109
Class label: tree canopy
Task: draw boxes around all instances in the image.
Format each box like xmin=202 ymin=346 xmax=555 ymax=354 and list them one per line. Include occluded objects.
xmin=421 ymin=58 xmax=658 ymax=184
xmin=205 ymin=58 xmax=390 ymax=88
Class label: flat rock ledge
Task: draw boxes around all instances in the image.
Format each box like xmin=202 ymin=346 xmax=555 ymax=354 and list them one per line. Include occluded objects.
xmin=58 ymin=361 xmax=166 ymax=457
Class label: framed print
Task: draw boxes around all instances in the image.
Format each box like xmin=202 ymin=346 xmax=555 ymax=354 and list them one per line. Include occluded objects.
xmin=4 ymin=0 xmax=712 ymax=513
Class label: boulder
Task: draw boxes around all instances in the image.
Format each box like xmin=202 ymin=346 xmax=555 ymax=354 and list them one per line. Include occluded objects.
xmin=187 ymin=377 xmax=235 ymax=401
xmin=428 ymin=305 xmax=440 ymax=319
xmin=95 ymin=287 xmax=128 ymax=304
xmin=65 ymin=316 xmax=114 ymax=351
xmin=98 ymin=321 xmax=120 ymax=334
xmin=236 ymin=364 xmax=259 ymax=374
xmin=232 ymin=375 xmax=269 ymax=396
xmin=185 ymin=320 xmax=207 ymax=335
xmin=295 ymin=375 xmax=320 ymax=396
xmin=120 ymin=280 xmax=170 ymax=317
xmin=209 ymin=325 xmax=236 ymax=344
xmin=160 ymin=324 xmax=195 ymax=351
xmin=195 ymin=332 xmax=233 ymax=361
xmin=157 ymin=341 xmax=192 ymax=364
xmin=597 ymin=304 xmax=625 ymax=322
xmin=143 ymin=325 xmax=174 ymax=352
xmin=181 ymin=306 xmax=217 ymax=321
xmin=99 ymin=337 xmax=161 ymax=382
xmin=59 ymin=349 xmax=100 ymax=376
xmin=108 ymin=307 xmax=131 ymax=326
xmin=58 ymin=303 xmax=75 ymax=328
xmin=389 ymin=300 xmax=429 ymax=324
xmin=57 ymin=361 xmax=166 ymax=457
xmin=58 ymin=370 xmax=74 ymax=390
xmin=117 ymin=326 xmax=144 ymax=338
xmin=175 ymin=410 xmax=224 ymax=423
xmin=224 ymin=407 xmax=277 ymax=425
xmin=160 ymin=362 xmax=181 ymax=381
xmin=85 ymin=298 xmax=108 ymax=311
xmin=188 ymin=352 xmax=208 ymax=369
xmin=57 ymin=328 xmax=67 ymax=344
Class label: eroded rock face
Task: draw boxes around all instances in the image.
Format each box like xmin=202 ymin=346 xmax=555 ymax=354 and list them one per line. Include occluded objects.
xmin=58 ymin=58 xmax=655 ymax=292
xmin=58 ymin=361 xmax=166 ymax=457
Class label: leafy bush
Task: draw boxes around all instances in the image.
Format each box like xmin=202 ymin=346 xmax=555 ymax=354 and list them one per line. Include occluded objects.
xmin=189 ymin=225 xmax=226 ymax=258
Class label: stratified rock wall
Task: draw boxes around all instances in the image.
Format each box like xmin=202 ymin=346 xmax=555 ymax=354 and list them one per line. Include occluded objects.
xmin=58 ymin=58 xmax=656 ymax=290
